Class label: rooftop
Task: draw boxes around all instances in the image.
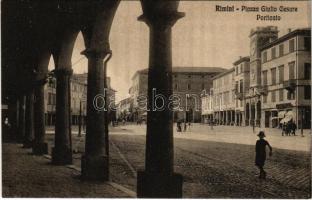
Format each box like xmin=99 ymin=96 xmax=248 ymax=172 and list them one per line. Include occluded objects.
xmin=132 ymin=67 xmax=227 ymax=80
xmin=261 ymin=28 xmax=311 ymax=51
xmin=233 ymin=56 xmax=250 ymax=66
xmin=212 ymin=68 xmax=235 ymax=80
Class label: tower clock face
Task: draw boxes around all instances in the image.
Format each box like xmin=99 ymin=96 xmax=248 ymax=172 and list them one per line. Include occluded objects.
xmin=251 ymin=45 xmax=256 ymax=56
xmin=250 ymin=38 xmax=257 ymax=57
xmin=251 ymin=69 xmax=255 ymax=80
xmin=251 ymin=72 xmax=255 ymax=80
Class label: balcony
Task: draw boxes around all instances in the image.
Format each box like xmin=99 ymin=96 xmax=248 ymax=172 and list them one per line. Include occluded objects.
xmin=258 ymin=85 xmax=268 ymax=96
xmin=235 ymin=91 xmax=244 ymax=100
xmin=283 ymin=79 xmax=296 ymax=91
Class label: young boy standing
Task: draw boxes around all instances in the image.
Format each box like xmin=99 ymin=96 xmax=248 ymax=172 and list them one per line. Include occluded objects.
xmin=255 ymin=131 xmax=273 ymax=179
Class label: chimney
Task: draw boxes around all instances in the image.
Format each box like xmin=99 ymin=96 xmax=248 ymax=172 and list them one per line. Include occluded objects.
xmin=288 ymin=28 xmax=292 ymax=33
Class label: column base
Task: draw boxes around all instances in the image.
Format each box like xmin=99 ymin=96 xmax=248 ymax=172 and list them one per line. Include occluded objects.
xmin=52 ymin=147 xmax=72 ymax=165
xmin=81 ymin=154 xmax=109 ymax=181
xmin=16 ymin=136 xmax=24 ymax=144
xmin=32 ymin=142 xmax=48 ymax=155
xmin=137 ymin=170 xmax=183 ymax=198
xmin=22 ymin=140 xmax=33 ymax=148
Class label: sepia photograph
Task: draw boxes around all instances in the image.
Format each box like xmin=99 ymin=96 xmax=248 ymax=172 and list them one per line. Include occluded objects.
xmin=1 ymin=0 xmax=311 ymax=198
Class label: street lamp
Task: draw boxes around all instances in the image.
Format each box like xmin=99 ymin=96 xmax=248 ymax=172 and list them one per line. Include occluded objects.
xmin=78 ymin=92 xmax=87 ymax=137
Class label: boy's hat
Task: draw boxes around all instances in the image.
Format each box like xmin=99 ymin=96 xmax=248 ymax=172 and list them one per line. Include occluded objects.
xmin=257 ymin=131 xmax=265 ymax=137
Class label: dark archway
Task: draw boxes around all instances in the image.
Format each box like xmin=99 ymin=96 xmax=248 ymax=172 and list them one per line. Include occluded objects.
xmin=256 ymin=100 xmax=261 ymax=127
xmin=245 ymin=103 xmax=250 ymax=126
xmin=251 ymin=104 xmax=255 ymax=126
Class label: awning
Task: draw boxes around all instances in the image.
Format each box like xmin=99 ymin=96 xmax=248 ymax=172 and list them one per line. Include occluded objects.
xmin=278 ymin=111 xmax=286 ymax=118
xmin=280 ymin=111 xmax=294 ymax=124
xmin=280 ymin=118 xmax=285 ymax=123
xmin=280 ymin=116 xmax=292 ymax=124
xmin=285 ymin=111 xmax=295 ymax=118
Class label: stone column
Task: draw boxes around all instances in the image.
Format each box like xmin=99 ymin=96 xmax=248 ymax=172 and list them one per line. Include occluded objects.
xmin=255 ymin=104 xmax=258 ymax=127
xmin=236 ymin=113 xmax=239 ymax=126
xmin=81 ymin=49 xmax=111 ymax=181
xmin=249 ymin=104 xmax=252 ymax=126
xmin=218 ymin=112 xmax=221 ymax=124
xmin=33 ymin=80 xmax=48 ymax=155
xmin=241 ymin=113 xmax=243 ymax=126
xmin=225 ymin=111 xmax=227 ymax=125
xmin=7 ymin=98 xmax=19 ymax=140
xmin=137 ymin=11 xmax=184 ymax=198
xmin=17 ymin=95 xmax=26 ymax=143
xmin=220 ymin=111 xmax=223 ymax=125
xmin=23 ymin=90 xmax=34 ymax=148
xmin=260 ymin=110 xmax=265 ymax=128
xmin=224 ymin=111 xmax=227 ymax=125
xmin=235 ymin=112 xmax=239 ymax=126
xmin=52 ymin=68 xmax=73 ymax=165
xmin=230 ymin=111 xmax=232 ymax=125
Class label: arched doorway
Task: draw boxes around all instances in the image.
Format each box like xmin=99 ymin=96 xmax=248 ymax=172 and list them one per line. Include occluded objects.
xmin=256 ymin=101 xmax=261 ymax=127
xmin=251 ymin=104 xmax=255 ymax=126
xmin=245 ymin=103 xmax=250 ymax=126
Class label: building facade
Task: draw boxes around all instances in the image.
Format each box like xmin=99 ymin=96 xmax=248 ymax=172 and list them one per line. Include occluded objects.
xmin=211 ymin=68 xmax=236 ymax=125
xmin=129 ymin=67 xmax=227 ymax=122
xmin=202 ymin=26 xmax=311 ymax=129
xmin=201 ymin=89 xmax=214 ymax=123
xmin=44 ymin=73 xmax=116 ymax=126
xmin=116 ymin=97 xmax=133 ymax=121
xmin=245 ymin=26 xmax=279 ymax=127
xmin=260 ymin=28 xmax=311 ymax=128
xmin=233 ymin=56 xmax=250 ymax=126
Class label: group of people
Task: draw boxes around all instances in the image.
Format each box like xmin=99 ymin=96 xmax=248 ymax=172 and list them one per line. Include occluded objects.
xmin=176 ymin=121 xmax=191 ymax=132
xmin=280 ymin=121 xmax=297 ymax=136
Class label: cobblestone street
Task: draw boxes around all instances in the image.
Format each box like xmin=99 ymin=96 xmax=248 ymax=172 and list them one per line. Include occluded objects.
xmin=2 ymin=142 xmax=131 ymax=198
xmin=44 ymin=124 xmax=312 ymax=198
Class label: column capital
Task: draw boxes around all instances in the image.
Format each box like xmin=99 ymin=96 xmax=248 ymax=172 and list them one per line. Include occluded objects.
xmin=32 ymin=71 xmax=48 ymax=87
xmin=54 ymin=68 xmax=73 ymax=77
xmin=138 ymin=12 xmax=185 ymax=30
xmin=33 ymin=78 xmax=47 ymax=87
xmin=81 ymin=48 xmax=112 ymax=60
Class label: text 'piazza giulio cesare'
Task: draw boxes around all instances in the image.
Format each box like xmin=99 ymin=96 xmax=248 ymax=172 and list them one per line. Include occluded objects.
xmin=215 ymin=5 xmax=298 ymax=21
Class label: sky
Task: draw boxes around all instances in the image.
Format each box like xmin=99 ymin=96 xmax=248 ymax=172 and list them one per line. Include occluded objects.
xmin=48 ymin=1 xmax=311 ymax=101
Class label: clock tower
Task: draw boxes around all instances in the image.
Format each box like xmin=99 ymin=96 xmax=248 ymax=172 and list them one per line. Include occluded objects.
xmin=249 ymin=26 xmax=278 ymax=88
xmin=246 ymin=26 xmax=278 ymax=128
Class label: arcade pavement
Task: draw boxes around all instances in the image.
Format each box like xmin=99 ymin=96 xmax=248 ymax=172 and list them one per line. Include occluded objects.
xmin=2 ymin=142 xmax=132 ymax=197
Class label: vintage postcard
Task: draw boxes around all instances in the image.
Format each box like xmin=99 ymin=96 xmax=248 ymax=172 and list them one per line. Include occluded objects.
xmin=1 ymin=0 xmax=311 ymax=198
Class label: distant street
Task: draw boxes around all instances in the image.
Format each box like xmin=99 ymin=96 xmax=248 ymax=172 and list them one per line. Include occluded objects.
xmin=44 ymin=124 xmax=311 ymax=198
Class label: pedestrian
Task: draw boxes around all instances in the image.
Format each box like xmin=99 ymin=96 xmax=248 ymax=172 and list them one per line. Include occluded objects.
xmin=183 ymin=121 xmax=187 ymax=132
xmin=282 ymin=122 xmax=286 ymax=136
xmin=255 ymin=131 xmax=273 ymax=180
xmin=3 ymin=117 xmax=11 ymax=140
xmin=252 ymin=121 xmax=255 ymax=133
xmin=286 ymin=121 xmax=292 ymax=136
xmin=291 ymin=122 xmax=297 ymax=136
xmin=188 ymin=122 xmax=191 ymax=131
xmin=176 ymin=122 xmax=181 ymax=132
